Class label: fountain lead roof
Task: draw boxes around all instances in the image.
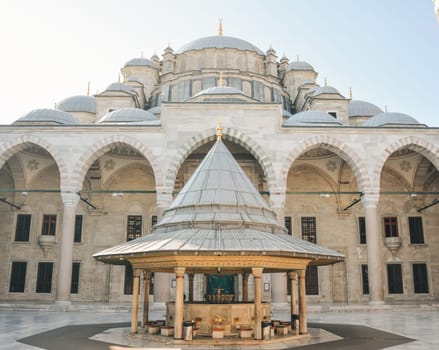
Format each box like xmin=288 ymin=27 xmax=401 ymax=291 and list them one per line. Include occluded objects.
xmin=94 ymin=129 xmax=344 ymax=267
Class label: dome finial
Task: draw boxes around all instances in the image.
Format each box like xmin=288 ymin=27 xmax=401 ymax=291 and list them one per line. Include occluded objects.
xmin=216 ymin=119 xmax=223 ymax=141
xmin=349 ymin=86 xmax=352 ymax=99
xmin=385 ymin=105 xmax=388 ymax=112
xmin=296 ymin=54 xmax=300 ymax=61
xmin=324 ymin=77 xmax=328 ymax=87
xmin=141 ymin=51 xmax=144 ymax=58
xmin=218 ymin=18 xmax=223 ymax=37
xmin=87 ymin=81 xmax=90 ymax=96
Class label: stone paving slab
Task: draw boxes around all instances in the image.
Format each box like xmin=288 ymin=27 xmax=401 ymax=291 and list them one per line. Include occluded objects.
xmin=18 ymin=322 xmax=413 ymax=350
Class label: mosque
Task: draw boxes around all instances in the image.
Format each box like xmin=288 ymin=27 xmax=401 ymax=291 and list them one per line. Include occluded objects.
xmin=1 ymin=24 xmax=438 ymax=312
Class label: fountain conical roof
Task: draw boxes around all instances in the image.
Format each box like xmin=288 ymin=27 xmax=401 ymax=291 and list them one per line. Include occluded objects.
xmin=94 ymin=135 xmax=344 ymax=266
xmin=155 ymin=139 xmax=285 ymax=234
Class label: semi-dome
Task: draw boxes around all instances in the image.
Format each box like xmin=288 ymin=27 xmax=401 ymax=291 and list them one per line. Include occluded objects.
xmin=176 ymin=35 xmax=264 ymax=55
xmin=362 ymin=112 xmax=424 ymax=127
xmin=57 ymin=95 xmax=96 ymax=114
xmin=98 ymin=108 xmax=158 ymax=124
xmin=349 ymin=100 xmax=383 ymax=117
xmin=105 ymin=82 xmax=135 ymax=94
xmin=311 ymin=86 xmax=341 ymax=97
xmin=287 ymin=60 xmax=314 ymax=71
xmin=14 ymin=108 xmax=77 ymax=125
xmin=284 ymin=111 xmax=343 ymax=126
xmin=124 ymin=57 xmax=157 ymax=69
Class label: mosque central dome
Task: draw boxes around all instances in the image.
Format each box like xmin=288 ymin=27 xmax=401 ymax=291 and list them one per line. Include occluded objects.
xmin=176 ymin=35 xmax=264 ymax=55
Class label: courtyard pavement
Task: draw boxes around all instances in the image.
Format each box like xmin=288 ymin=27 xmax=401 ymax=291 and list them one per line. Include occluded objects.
xmin=0 ymin=304 xmax=438 ymax=349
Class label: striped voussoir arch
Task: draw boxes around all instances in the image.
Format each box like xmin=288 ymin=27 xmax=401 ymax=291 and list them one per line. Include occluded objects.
xmin=371 ymin=136 xmax=439 ymax=190
xmin=164 ymin=127 xmax=278 ymax=193
xmin=279 ymin=134 xmax=371 ymax=192
xmin=0 ymin=135 xmax=70 ymax=190
xmin=69 ymin=135 xmax=163 ymax=192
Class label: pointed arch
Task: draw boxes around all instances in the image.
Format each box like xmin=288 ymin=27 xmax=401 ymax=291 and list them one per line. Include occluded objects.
xmin=373 ymin=136 xmax=439 ymax=189
xmin=71 ymin=135 xmax=162 ymax=192
xmin=279 ymin=135 xmax=369 ymax=192
xmin=0 ymin=135 xmax=66 ymax=189
xmin=164 ymin=127 xmax=277 ymax=192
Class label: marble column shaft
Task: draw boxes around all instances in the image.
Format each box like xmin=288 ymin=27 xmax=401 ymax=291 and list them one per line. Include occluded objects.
xmin=270 ymin=189 xmax=288 ymax=303
xmin=289 ymin=271 xmax=298 ymax=330
xmin=174 ymin=267 xmax=186 ymax=339
xmin=252 ymin=267 xmax=263 ymax=340
xmin=131 ymin=269 xmax=141 ymax=334
xmin=363 ymin=194 xmax=385 ymax=304
xmin=298 ymin=269 xmax=307 ymax=334
xmin=56 ymin=192 xmax=79 ymax=303
xmin=142 ymin=272 xmax=151 ymax=326
xmin=153 ymin=186 xmax=173 ymax=303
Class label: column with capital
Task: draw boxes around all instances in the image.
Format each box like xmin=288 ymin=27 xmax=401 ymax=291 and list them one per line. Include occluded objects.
xmin=288 ymin=271 xmax=298 ymax=331
xmin=252 ymin=267 xmax=264 ymax=340
xmin=269 ymin=189 xmax=288 ymax=303
xmin=298 ymin=269 xmax=307 ymax=334
xmin=142 ymin=271 xmax=151 ymax=326
xmin=154 ymin=186 xmax=174 ymax=302
xmin=131 ymin=269 xmax=141 ymax=334
xmin=363 ymin=192 xmax=384 ymax=304
xmin=174 ymin=267 xmax=186 ymax=339
xmin=55 ymin=192 xmax=79 ymax=303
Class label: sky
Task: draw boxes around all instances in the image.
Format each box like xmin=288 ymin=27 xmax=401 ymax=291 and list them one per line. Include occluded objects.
xmin=0 ymin=0 xmax=438 ymax=126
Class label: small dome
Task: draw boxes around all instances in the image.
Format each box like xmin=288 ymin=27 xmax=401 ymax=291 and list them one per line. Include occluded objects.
xmin=284 ymin=111 xmax=343 ymax=126
xmin=177 ymin=35 xmax=264 ymax=55
xmin=362 ymin=112 xmax=424 ymax=127
xmin=312 ymin=86 xmax=341 ymax=97
xmin=105 ymin=82 xmax=135 ymax=94
xmin=124 ymin=57 xmax=157 ymax=69
xmin=287 ymin=61 xmax=314 ymax=71
xmin=57 ymin=95 xmax=96 ymax=114
xmin=98 ymin=108 xmax=157 ymax=124
xmin=14 ymin=108 xmax=77 ymax=125
xmin=349 ymin=100 xmax=383 ymax=117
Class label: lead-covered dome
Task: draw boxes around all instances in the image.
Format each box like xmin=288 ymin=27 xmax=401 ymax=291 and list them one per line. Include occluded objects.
xmin=57 ymin=95 xmax=96 ymax=114
xmin=177 ymin=35 xmax=264 ymax=55
xmin=14 ymin=108 xmax=77 ymax=125
xmin=124 ymin=57 xmax=157 ymax=69
xmin=98 ymin=108 xmax=158 ymax=124
xmin=349 ymin=100 xmax=383 ymax=117
xmin=105 ymin=82 xmax=136 ymax=94
xmin=362 ymin=112 xmax=425 ymax=127
xmin=284 ymin=111 xmax=343 ymax=126
xmin=311 ymin=86 xmax=341 ymax=97
xmin=287 ymin=60 xmax=314 ymax=71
